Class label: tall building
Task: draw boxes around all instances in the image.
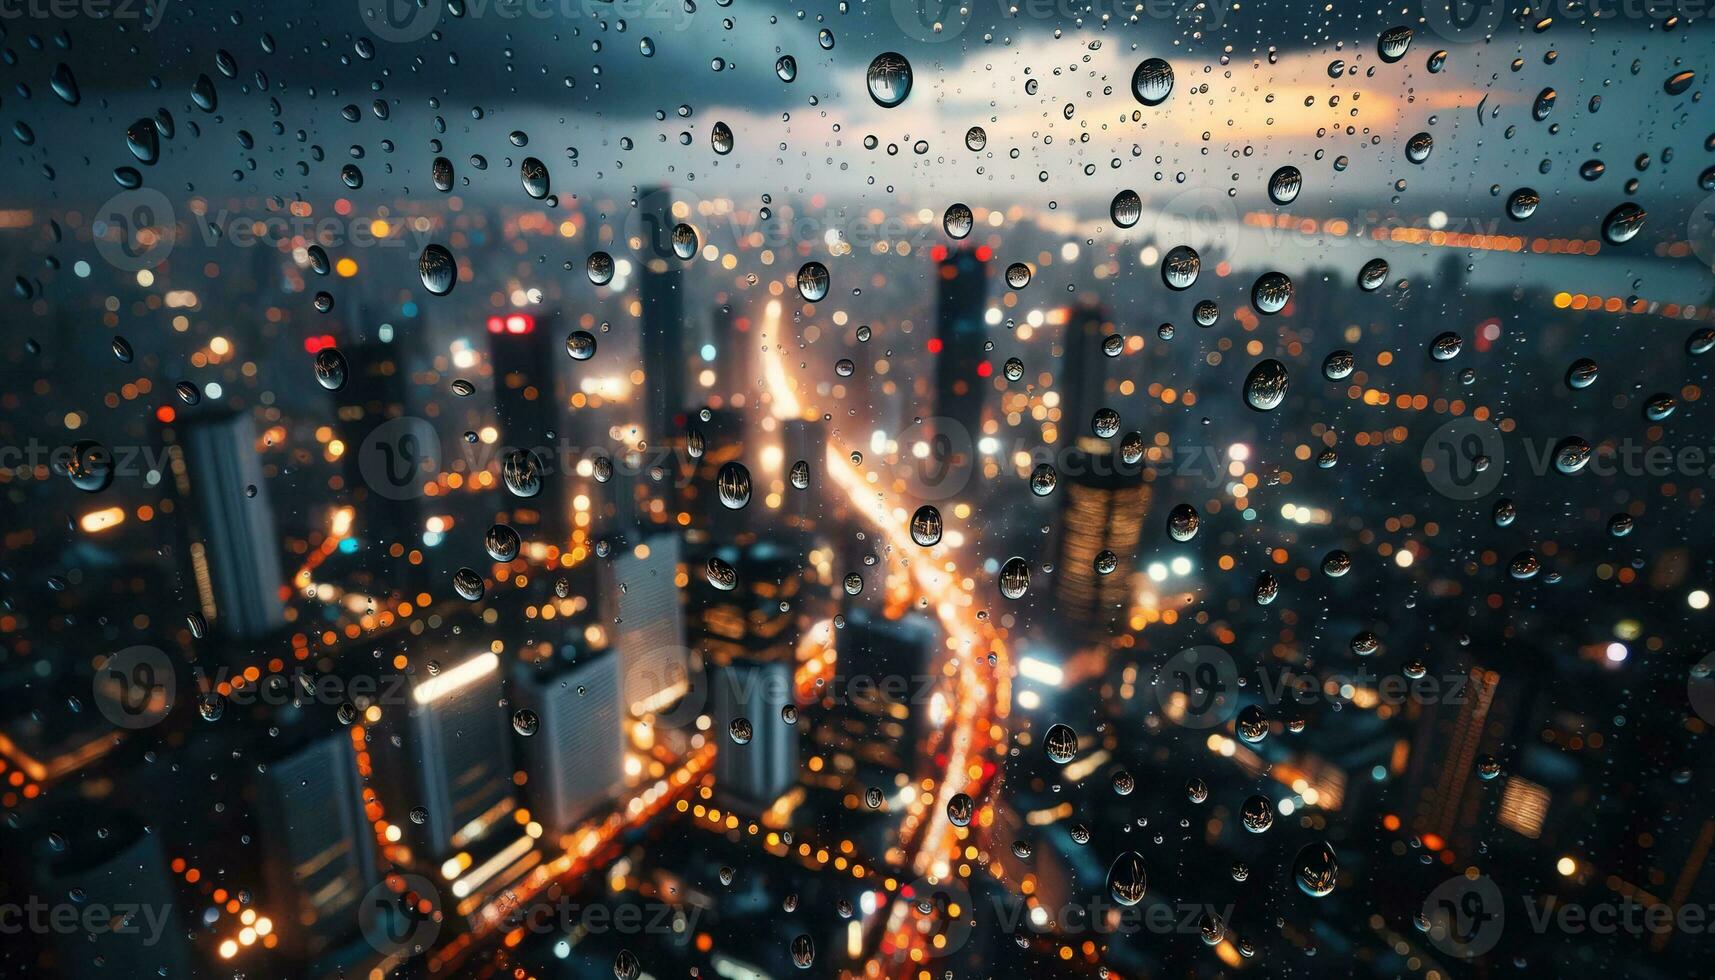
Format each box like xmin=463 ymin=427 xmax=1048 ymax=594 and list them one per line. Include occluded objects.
xmin=780 ymin=417 xmax=827 ymax=528
xmin=1058 ymin=301 xmax=1115 ymax=445
xmin=33 ymin=809 xmax=191 ymax=980
xmin=639 ymin=186 xmax=687 ymax=446
xmin=711 ymin=656 xmax=796 ymax=810
xmin=252 ymin=730 xmax=377 ymax=960
xmin=332 ymin=339 xmax=422 ymax=582
xmin=817 ymin=610 xmax=938 ymax=784
xmin=509 ymin=652 xmax=623 ymax=832
xmin=600 ymin=534 xmax=688 ymax=717
xmin=371 ymin=650 xmax=516 ymax=862
xmin=692 ymin=534 xmax=831 ymax=811
xmin=932 ymin=245 xmax=990 ymax=442
xmin=1052 ymin=448 xmax=1147 ymax=642
xmin=488 ymin=311 xmax=566 ymax=542
xmin=174 ymin=411 xmax=285 ymax=640
xmin=681 ymin=406 xmax=746 ymax=531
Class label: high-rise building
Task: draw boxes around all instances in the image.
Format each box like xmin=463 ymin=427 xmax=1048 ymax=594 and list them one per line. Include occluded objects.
xmin=371 ymin=650 xmax=516 ymax=862
xmin=33 ymin=809 xmax=190 ymax=980
xmin=681 ymin=406 xmax=746 ymax=530
xmin=1058 ymin=301 xmax=1115 ymax=445
xmin=639 ymin=186 xmax=687 ymax=446
xmin=488 ymin=311 xmax=566 ymax=542
xmin=509 ymin=652 xmax=623 ymax=832
xmin=332 ymin=339 xmax=422 ymax=581
xmin=817 ymin=610 xmax=937 ymax=783
xmin=932 ymin=245 xmax=990 ymax=442
xmin=600 ymin=533 xmax=688 ymax=717
xmin=174 ymin=411 xmax=285 ymax=640
xmin=1052 ymin=448 xmax=1147 ymax=642
xmin=710 ymin=656 xmax=796 ymax=810
xmin=252 ymin=730 xmax=377 ymax=960
xmin=780 ymin=417 xmax=827 ymax=528
xmin=691 ymin=534 xmax=831 ymax=811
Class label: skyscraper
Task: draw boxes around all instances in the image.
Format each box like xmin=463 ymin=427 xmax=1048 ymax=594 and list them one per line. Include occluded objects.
xmin=600 ymin=533 xmax=688 ymax=717
xmin=932 ymin=245 xmax=990 ymax=442
xmin=174 ymin=411 xmax=286 ymax=640
xmin=692 ymin=534 xmax=831 ymax=812
xmin=780 ymin=417 xmax=827 ymax=528
xmin=252 ymin=730 xmax=378 ymax=960
xmin=1052 ymin=448 xmax=1147 ymax=642
xmin=332 ymin=338 xmax=422 ymax=581
xmin=488 ymin=311 xmax=566 ymax=542
xmin=372 ymin=650 xmax=516 ymax=861
xmin=509 ymin=652 xmax=623 ymax=832
xmin=711 ymin=656 xmax=796 ymax=810
xmin=639 ymin=186 xmax=687 ymax=446
xmin=818 ymin=609 xmax=938 ymax=784
xmin=1058 ymin=301 xmax=1115 ymax=446
xmin=33 ymin=809 xmax=191 ymax=980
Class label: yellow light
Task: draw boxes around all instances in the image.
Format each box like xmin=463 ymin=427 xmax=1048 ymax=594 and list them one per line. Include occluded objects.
xmin=218 ymin=940 xmax=238 ymax=959
xmin=79 ymin=507 xmax=126 ymax=533
xmin=1557 ymin=856 xmax=1577 ymax=876
xmin=335 ymin=257 xmax=359 ymax=277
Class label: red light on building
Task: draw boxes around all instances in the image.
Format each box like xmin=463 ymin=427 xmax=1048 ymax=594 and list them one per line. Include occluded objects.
xmin=976 ymin=361 xmax=992 ymax=378
xmin=487 ymin=314 xmax=535 ymax=335
xmin=155 ymin=405 xmax=176 ymax=423
xmin=974 ymin=245 xmax=993 ymax=262
xmin=926 ymin=338 xmax=944 ymax=354
xmin=930 ymin=245 xmax=949 ymax=263
xmin=302 ymin=334 xmax=336 ymax=353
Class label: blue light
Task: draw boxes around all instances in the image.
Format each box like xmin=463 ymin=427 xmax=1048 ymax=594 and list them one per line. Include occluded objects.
xmin=338 ymin=537 xmax=359 ymax=554
xmin=701 ymin=344 xmax=717 ymax=361
xmin=402 ymin=301 xmax=420 ymax=318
